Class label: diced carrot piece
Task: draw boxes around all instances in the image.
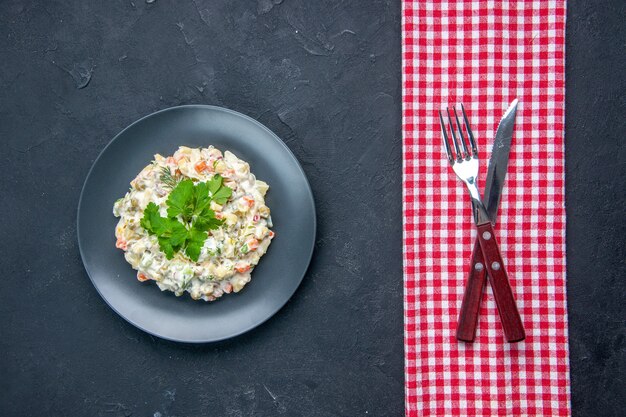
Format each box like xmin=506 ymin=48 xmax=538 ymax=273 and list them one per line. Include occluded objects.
xmin=223 ymin=283 xmax=233 ymax=293
xmin=137 ymin=272 xmax=150 ymax=282
xmin=243 ymin=195 xmax=255 ymax=207
xmin=194 ymin=160 xmax=208 ymax=173
xmin=246 ymin=239 xmax=259 ymax=251
xmin=115 ymin=238 xmax=127 ymax=251
xmin=235 ymin=264 xmax=250 ymax=274
xmin=269 ymin=231 xmax=275 ymax=239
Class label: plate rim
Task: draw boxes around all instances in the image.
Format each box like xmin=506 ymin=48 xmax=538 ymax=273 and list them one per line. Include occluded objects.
xmin=76 ymin=104 xmax=317 ymax=343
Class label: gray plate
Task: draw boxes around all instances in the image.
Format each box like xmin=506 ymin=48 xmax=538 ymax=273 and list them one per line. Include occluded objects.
xmin=77 ymin=105 xmax=316 ymax=343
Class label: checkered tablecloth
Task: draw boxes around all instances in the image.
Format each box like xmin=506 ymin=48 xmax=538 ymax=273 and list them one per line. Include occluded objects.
xmin=402 ymin=1 xmax=569 ymax=416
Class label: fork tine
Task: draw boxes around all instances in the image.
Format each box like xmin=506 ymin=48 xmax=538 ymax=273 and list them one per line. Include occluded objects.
xmin=438 ymin=110 xmax=454 ymax=164
xmin=460 ymin=104 xmax=477 ymax=156
xmin=446 ymin=109 xmax=462 ymax=161
xmin=453 ymin=106 xmax=470 ymax=159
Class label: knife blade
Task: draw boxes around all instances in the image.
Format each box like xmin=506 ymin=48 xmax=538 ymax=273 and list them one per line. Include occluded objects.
xmin=456 ymin=99 xmax=524 ymax=342
xmin=483 ymin=99 xmax=518 ymax=221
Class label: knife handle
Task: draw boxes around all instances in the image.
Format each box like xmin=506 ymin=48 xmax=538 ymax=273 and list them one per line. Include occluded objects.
xmin=476 ymin=222 xmax=526 ymax=342
xmin=456 ymin=239 xmax=487 ymax=342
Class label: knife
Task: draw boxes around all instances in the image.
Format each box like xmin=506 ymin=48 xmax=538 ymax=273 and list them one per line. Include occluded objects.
xmin=456 ymin=99 xmax=525 ymax=342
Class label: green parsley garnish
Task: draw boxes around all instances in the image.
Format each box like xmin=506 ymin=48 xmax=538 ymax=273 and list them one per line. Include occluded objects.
xmin=206 ymin=173 xmax=233 ymax=205
xmin=140 ymin=174 xmax=232 ymax=261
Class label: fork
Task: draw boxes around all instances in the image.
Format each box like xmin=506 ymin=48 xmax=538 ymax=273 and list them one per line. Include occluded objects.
xmin=439 ymin=105 xmax=525 ymax=343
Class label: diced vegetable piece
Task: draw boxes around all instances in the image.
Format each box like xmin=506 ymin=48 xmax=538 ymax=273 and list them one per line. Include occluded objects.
xmin=255 ymin=180 xmax=269 ymax=196
xmin=194 ymin=160 xmax=208 ymax=173
xmin=210 ymin=201 xmax=223 ymax=212
xmin=137 ymin=272 xmax=150 ymax=282
xmin=115 ymin=238 xmax=128 ymax=251
xmin=223 ymin=213 xmax=238 ymax=226
xmin=258 ymin=205 xmax=270 ymax=218
xmin=246 ymin=238 xmax=259 ymax=251
xmin=214 ymin=160 xmax=226 ymax=173
xmin=242 ymin=195 xmax=255 ymax=208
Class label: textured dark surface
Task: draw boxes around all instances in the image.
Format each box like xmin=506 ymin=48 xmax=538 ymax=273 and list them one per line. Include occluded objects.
xmin=0 ymin=0 xmax=624 ymax=416
xmin=565 ymin=1 xmax=626 ymax=416
xmin=0 ymin=1 xmax=403 ymax=416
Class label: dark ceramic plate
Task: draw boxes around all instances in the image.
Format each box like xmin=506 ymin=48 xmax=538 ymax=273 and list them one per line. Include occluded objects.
xmin=77 ymin=105 xmax=316 ymax=343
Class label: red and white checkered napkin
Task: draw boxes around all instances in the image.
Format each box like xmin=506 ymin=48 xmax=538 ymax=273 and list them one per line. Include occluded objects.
xmin=402 ymin=1 xmax=569 ymax=416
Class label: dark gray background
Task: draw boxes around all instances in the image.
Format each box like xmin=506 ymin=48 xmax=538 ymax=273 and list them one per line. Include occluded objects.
xmin=0 ymin=1 xmax=623 ymax=416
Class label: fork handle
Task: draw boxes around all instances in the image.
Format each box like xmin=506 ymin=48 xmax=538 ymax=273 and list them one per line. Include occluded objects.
xmin=476 ymin=222 xmax=526 ymax=343
xmin=456 ymin=239 xmax=487 ymax=342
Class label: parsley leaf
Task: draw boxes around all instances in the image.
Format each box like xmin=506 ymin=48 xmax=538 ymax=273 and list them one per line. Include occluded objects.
xmin=139 ymin=173 xmax=233 ymax=262
xmin=167 ymin=221 xmax=189 ymax=247
xmin=185 ymin=229 xmax=207 ymax=262
xmin=193 ymin=182 xmax=212 ymax=215
xmin=140 ymin=202 xmax=165 ymax=234
xmin=207 ymin=174 xmax=222 ymax=195
xmin=166 ymin=179 xmax=195 ymax=221
xmin=207 ymin=174 xmax=233 ymax=205
xmin=212 ymin=186 xmax=232 ymax=205
xmin=141 ymin=202 xmax=188 ymax=259
xmin=193 ymin=210 xmax=224 ymax=232
xmin=158 ymin=236 xmax=176 ymax=259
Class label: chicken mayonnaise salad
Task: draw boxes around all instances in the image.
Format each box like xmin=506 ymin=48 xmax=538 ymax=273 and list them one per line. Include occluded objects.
xmin=113 ymin=146 xmax=274 ymax=301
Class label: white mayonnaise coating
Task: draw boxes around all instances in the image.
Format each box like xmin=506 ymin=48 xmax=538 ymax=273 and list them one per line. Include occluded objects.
xmin=113 ymin=146 xmax=274 ymax=301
